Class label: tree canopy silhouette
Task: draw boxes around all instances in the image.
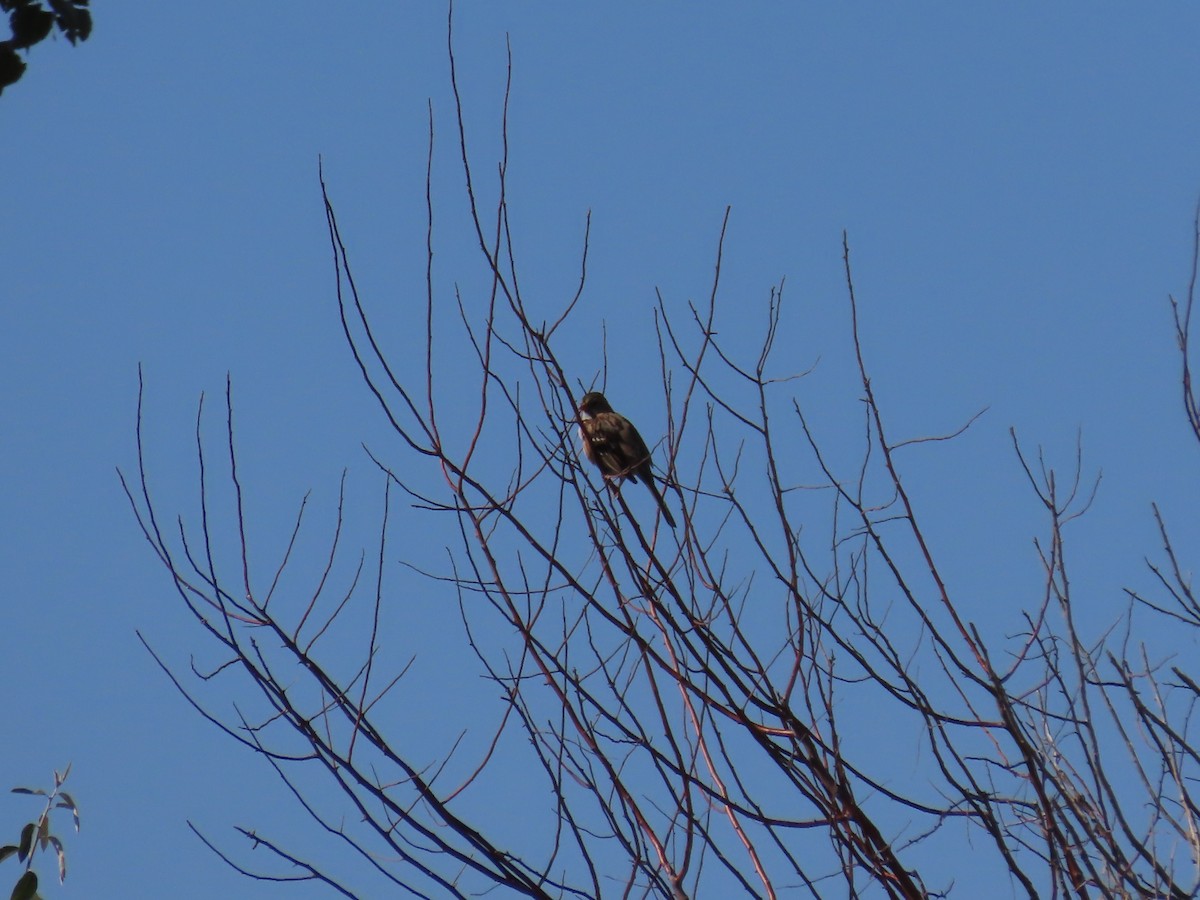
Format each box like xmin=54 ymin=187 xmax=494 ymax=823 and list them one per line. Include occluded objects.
xmin=0 ymin=0 xmax=91 ymax=95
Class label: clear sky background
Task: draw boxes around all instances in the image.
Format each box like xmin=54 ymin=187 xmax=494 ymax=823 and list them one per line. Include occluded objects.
xmin=4 ymin=4 xmax=1200 ymax=897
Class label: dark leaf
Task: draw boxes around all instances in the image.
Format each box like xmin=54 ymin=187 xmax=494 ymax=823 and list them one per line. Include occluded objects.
xmin=0 ymin=846 xmax=15 ymax=864
xmin=0 ymin=46 xmax=24 ymax=91
xmin=9 ymin=6 xmax=53 ymax=50
xmin=16 ymin=823 xmax=33 ymax=863
xmin=45 ymin=0 xmax=89 ymax=43
xmin=9 ymin=789 xmax=43 ymax=797
xmin=65 ymin=8 xmax=89 ymax=43
xmin=9 ymin=870 xmax=37 ymax=900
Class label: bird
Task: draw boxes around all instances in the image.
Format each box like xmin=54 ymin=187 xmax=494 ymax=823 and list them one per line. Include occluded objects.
xmin=577 ymin=391 xmax=676 ymax=528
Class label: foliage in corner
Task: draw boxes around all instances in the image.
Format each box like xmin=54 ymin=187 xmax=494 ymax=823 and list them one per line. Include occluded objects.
xmin=0 ymin=0 xmax=91 ymax=95
xmin=1 ymin=766 xmax=79 ymax=900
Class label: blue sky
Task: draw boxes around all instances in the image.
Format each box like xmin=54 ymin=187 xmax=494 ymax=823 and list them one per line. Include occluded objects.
xmin=4 ymin=4 xmax=1200 ymax=897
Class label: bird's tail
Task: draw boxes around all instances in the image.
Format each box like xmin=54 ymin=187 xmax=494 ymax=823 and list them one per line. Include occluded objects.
xmin=646 ymin=478 xmax=677 ymax=529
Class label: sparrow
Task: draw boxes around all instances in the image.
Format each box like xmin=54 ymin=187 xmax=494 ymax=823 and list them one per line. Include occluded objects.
xmin=577 ymin=391 xmax=677 ymax=528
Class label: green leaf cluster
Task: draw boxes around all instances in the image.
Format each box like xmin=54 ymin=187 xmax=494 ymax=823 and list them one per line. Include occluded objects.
xmin=1 ymin=766 xmax=78 ymax=900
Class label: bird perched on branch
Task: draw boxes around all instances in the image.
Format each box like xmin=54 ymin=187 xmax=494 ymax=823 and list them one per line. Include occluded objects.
xmin=577 ymin=391 xmax=677 ymax=528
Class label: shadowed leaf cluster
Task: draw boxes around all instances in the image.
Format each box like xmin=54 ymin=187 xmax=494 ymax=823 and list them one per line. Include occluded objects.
xmin=0 ymin=0 xmax=91 ymax=95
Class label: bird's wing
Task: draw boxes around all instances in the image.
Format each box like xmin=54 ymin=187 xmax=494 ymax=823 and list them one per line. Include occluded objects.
xmin=614 ymin=419 xmax=653 ymax=482
xmin=583 ymin=416 xmax=629 ymax=479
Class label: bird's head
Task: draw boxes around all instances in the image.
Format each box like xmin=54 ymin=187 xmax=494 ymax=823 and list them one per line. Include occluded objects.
xmin=578 ymin=392 xmax=613 ymax=419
